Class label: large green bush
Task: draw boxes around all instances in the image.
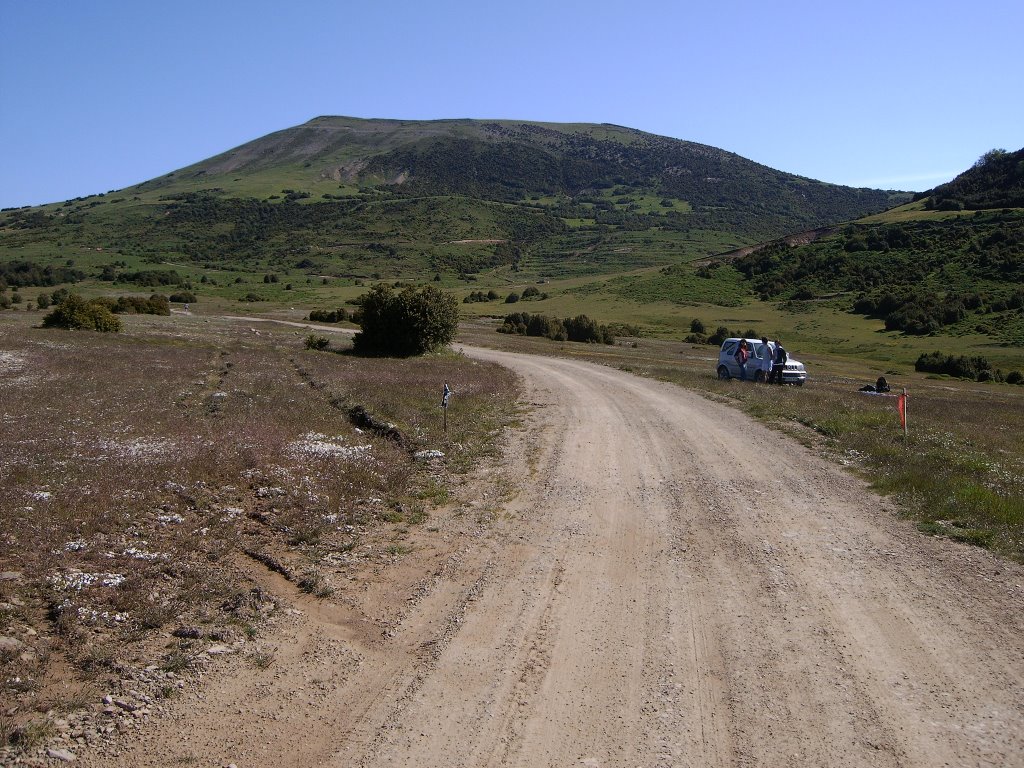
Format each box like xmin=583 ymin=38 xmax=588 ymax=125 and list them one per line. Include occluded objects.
xmin=41 ymin=294 xmax=122 ymax=332
xmin=352 ymin=284 xmax=458 ymax=357
xmin=497 ymin=311 xmax=617 ymax=344
xmin=308 ymin=307 xmax=348 ymax=323
xmin=915 ymin=351 xmax=992 ymax=380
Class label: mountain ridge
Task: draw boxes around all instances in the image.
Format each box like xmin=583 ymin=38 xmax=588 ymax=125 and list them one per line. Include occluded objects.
xmin=2 ymin=115 xmax=910 ymax=289
xmin=139 ymin=116 xmax=906 ymax=211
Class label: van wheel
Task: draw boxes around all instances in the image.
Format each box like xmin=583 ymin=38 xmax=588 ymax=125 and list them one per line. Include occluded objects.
xmin=717 ymin=365 xmax=731 ymax=380
xmin=754 ymin=370 xmax=766 ymax=383
xmin=795 ymin=381 xmax=804 ymax=387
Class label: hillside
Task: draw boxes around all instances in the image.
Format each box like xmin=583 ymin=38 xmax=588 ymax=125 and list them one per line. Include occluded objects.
xmin=0 ymin=117 xmax=907 ymax=286
xmin=139 ymin=117 xmax=901 ymax=229
xmin=722 ymin=148 xmax=1024 ymax=342
xmin=922 ymin=147 xmax=1024 ymax=211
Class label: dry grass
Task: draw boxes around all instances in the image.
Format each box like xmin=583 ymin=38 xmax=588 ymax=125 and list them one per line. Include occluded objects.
xmin=0 ymin=311 xmax=516 ymax=752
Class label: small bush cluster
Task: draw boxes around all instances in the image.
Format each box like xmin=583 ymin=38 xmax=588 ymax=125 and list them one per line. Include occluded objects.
xmin=520 ymin=286 xmax=546 ymax=299
xmin=169 ymin=291 xmax=197 ymax=303
xmin=116 ymin=269 xmax=186 ymax=287
xmin=304 ymin=334 xmax=330 ymax=350
xmin=915 ymin=352 xmax=991 ymax=380
xmin=501 ymin=286 xmax=549 ymax=304
xmin=685 ymin=320 xmax=759 ymax=346
xmin=41 ymin=293 xmax=122 ymax=332
xmin=497 ymin=312 xmax=615 ymax=344
xmin=463 ymin=290 xmax=501 ymax=304
xmin=91 ymin=294 xmax=171 ymax=316
xmin=851 ymin=290 xmax=1020 ymax=335
xmin=308 ymin=307 xmax=352 ymax=323
xmin=914 ymin=352 xmax=1023 ymax=384
xmin=1 ymin=259 xmax=84 ymax=288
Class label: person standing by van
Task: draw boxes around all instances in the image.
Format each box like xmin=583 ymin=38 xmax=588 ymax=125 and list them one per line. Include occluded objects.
xmin=735 ymin=339 xmax=749 ymax=381
xmin=771 ymin=339 xmax=788 ymax=384
xmin=760 ymin=337 xmax=774 ymax=383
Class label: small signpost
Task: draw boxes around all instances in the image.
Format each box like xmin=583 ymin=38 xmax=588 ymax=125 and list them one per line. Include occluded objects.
xmin=441 ymin=382 xmax=451 ymax=434
xmin=898 ymin=388 xmax=908 ymax=440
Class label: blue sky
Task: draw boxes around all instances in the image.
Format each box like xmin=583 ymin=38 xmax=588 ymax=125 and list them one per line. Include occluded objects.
xmin=1 ymin=0 xmax=1021 ymax=209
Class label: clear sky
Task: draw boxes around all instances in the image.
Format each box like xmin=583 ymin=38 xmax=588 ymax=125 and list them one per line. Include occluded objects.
xmin=2 ymin=0 xmax=1021 ymax=209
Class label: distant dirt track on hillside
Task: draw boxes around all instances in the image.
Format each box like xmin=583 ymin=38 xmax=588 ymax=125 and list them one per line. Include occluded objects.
xmin=85 ymin=346 xmax=1024 ymax=768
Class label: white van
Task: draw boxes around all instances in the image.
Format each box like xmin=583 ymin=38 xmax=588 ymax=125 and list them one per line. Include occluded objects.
xmin=717 ymin=338 xmax=807 ymax=385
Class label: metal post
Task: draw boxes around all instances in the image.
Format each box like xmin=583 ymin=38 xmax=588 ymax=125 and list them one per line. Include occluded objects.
xmin=898 ymin=387 xmax=908 ymax=441
xmin=442 ymin=383 xmax=451 ymax=435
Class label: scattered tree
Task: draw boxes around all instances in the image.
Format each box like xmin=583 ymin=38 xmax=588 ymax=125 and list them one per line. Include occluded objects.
xmin=353 ymin=284 xmax=459 ymax=357
xmin=42 ymin=293 xmax=122 ymax=332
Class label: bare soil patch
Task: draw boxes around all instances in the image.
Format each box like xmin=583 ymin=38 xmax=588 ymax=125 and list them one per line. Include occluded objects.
xmin=0 ymin=312 xmax=515 ymax=764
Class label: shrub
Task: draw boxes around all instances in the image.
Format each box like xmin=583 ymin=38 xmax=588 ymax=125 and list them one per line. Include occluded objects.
xmin=169 ymin=291 xmax=197 ymax=303
xmin=706 ymin=326 xmax=731 ymax=346
xmin=110 ymin=294 xmax=171 ymax=315
xmin=855 ymin=290 xmax=975 ymax=335
xmin=1006 ymin=370 xmax=1023 ymax=385
xmin=309 ymin=308 xmax=348 ymax=323
xmin=689 ymin=318 xmax=706 ymax=334
xmin=120 ymin=269 xmax=185 ymax=287
xmin=497 ymin=311 xmax=612 ymax=344
xmin=505 ymin=292 xmax=520 ymax=304
xmin=915 ymin=351 xmax=992 ymax=380
xmin=352 ymin=284 xmax=459 ymax=357
xmin=304 ymin=334 xmax=330 ymax=351
xmin=0 ymin=259 xmax=84 ymax=288
xmin=564 ymin=314 xmax=614 ymax=344
xmin=42 ymin=293 xmax=122 ymax=332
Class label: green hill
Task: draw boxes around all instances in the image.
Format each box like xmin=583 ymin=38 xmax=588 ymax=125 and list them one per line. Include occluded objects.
xmin=721 ymin=148 xmax=1024 ymax=343
xmin=0 ymin=117 xmax=907 ymax=287
xmin=922 ymin=147 xmax=1024 ymax=211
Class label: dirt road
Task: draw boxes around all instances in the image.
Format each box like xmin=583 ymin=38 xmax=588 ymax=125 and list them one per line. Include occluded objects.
xmin=85 ymin=347 xmax=1024 ymax=767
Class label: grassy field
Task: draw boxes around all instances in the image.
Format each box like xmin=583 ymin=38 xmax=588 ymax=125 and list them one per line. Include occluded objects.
xmin=0 ymin=309 xmax=517 ymax=754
